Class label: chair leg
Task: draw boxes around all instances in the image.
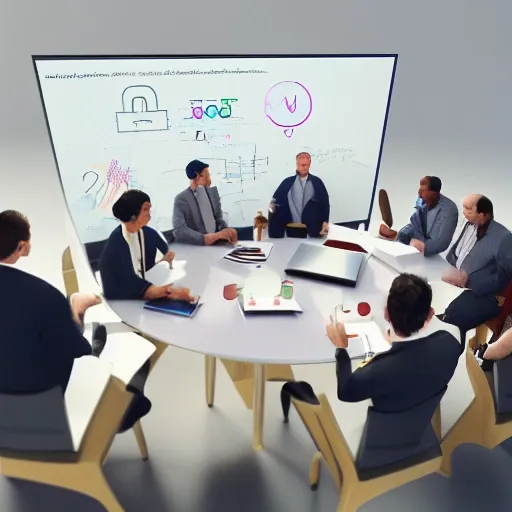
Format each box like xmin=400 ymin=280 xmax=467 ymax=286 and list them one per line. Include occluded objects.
xmin=205 ymin=355 xmax=217 ymax=408
xmin=280 ymin=386 xmax=292 ymax=423
xmin=81 ymin=468 xmax=125 ymax=512
xmin=132 ymin=421 xmax=149 ymax=461
xmin=309 ymin=452 xmax=322 ymax=490
xmin=1 ymin=460 xmax=125 ymax=512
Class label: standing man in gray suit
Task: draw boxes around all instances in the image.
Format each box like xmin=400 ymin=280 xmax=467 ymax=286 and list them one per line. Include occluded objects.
xmin=172 ymin=160 xmax=238 ymax=245
xmin=382 ymin=176 xmax=458 ymax=256
xmin=441 ymin=194 xmax=512 ymax=338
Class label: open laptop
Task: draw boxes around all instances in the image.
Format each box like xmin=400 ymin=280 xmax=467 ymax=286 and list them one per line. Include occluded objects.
xmin=284 ymin=242 xmax=365 ymax=287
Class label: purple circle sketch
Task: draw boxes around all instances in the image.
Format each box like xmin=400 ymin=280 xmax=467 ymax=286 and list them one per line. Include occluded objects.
xmin=264 ymin=81 xmax=313 ymax=138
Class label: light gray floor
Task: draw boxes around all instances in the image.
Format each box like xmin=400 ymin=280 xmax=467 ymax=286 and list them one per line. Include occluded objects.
xmin=2 ymin=345 xmax=512 ymax=512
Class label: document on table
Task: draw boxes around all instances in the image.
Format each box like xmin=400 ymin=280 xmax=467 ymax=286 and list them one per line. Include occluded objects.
xmin=344 ymin=321 xmax=391 ymax=359
xmin=428 ymin=280 xmax=466 ymax=315
xmin=224 ymin=242 xmax=273 ymax=264
xmin=237 ymin=267 xmax=302 ymax=313
xmin=145 ymin=260 xmax=187 ymax=285
xmin=327 ymin=224 xmax=377 ymax=253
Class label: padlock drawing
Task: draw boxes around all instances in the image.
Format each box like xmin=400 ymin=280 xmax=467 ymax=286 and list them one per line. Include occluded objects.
xmin=116 ymin=85 xmax=169 ymax=133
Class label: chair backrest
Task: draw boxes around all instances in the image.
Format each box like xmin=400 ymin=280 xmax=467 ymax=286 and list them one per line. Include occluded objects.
xmin=356 ymin=389 xmax=445 ymax=472
xmin=0 ymin=386 xmax=75 ymax=460
xmin=160 ymin=229 xmax=175 ymax=244
xmin=493 ymin=281 xmax=512 ymax=335
xmin=285 ymin=381 xmax=357 ymax=489
xmin=84 ymin=239 xmax=108 ymax=272
xmin=465 ymin=348 xmax=495 ymax=428
xmin=62 ymin=246 xmax=79 ymax=297
xmin=493 ymin=354 xmax=512 ymax=415
xmin=286 ymin=381 xmax=444 ymax=488
xmin=378 ymin=189 xmax=393 ymax=228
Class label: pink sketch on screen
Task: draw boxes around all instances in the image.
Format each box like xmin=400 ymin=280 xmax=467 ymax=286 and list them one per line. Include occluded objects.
xmin=264 ymin=81 xmax=312 ymax=138
xmin=99 ymin=159 xmax=131 ymax=209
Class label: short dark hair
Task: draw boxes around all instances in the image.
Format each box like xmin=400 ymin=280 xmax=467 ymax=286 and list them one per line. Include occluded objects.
xmin=426 ymin=176 xmax=442 ymax=193
xmin=387 ymin=273 xmax=432 ymax=338
xmin=112 ymin=190 xmax=151 ymax=222
xmin=476 ymin=195 xmax=493 ymax=218
xmin=0 ymin=210 xmax=31 ymax=260
xmin=186 ymin=159 xmax=208 ymax=180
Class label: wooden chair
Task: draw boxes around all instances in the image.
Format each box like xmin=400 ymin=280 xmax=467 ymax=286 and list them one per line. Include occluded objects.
xmin=473 ymin=280 xmax=512 ymax=348
xmin=0 ymin=345 xmax=153 ymax=512
xmin=282 ymin=381 xmax=445 ymax=512
xmin=61 ymin=246 xmax=166 ymax=460
xmin=440 ymin=345 xmax=512 ymax=474
xmin=378 ymin=189 xmax=397 ymax=239
xmin=62 ymin=246 xmax=168 ymax=369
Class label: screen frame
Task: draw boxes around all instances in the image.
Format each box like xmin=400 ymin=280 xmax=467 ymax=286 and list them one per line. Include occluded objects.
xmin=32 ymin=53 xmax=398 ymax=248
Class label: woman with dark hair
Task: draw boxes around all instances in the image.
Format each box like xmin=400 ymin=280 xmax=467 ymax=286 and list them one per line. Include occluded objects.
xmin=100 ymin=189 xmax=192 ymax=301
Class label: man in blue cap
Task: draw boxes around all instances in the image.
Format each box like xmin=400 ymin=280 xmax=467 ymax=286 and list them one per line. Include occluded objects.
xmin=172 ymin=159 xmax=238 ymax=245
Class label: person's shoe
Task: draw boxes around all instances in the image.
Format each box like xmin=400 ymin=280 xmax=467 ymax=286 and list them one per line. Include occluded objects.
xmin=91 ymin=323 xmax=107 ymax=357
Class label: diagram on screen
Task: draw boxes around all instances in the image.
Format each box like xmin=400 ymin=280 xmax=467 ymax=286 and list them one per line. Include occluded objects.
xmin=116 ymin=85 xmax=169 ymax=133
xmin=77 ymin=158 xmax=137 ymax=212
xmin=264 ymin=81 xmax=312 ymax=138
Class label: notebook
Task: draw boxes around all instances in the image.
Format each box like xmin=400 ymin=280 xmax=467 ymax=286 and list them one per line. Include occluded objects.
xmin=143 ymin=297 xmax=202 ymax=318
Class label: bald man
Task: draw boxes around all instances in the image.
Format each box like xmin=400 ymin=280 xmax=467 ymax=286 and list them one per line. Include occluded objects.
xmin=391 ymin=176 xmax=458 ymax=256
xmin=440 ymin=194 xmax=512 ymax=337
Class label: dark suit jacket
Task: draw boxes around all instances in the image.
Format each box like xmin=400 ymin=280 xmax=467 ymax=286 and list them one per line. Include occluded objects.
xmin=268 ymin=173 xmax=330 ymax=238
xmin=99 ymin=225 xmax=169 ymax=300
xmin=446 ymin=220 xmax=512 ymax=297
xmin=335 ymin=319 xmax=461 ymax=412
xmin=0 ymin=265 xmax=91 ymax=394
xmin=172 ymin=186 xmax=227 ymax=245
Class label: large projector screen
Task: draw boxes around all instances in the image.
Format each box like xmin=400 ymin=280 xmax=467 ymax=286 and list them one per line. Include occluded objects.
xmin=33 ymin=54 xmax=397 ymax=244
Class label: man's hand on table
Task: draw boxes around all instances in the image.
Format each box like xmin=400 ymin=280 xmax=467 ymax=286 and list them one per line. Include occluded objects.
xmin=442 ymin=268 xmax=468 ymax=288
xmin=410 ymin=239 xmax=425 ymax=253
xmin=161 ymin=250 xmax=175 ymax=265
xmin=168 ymin=286 xmax=194 ymax=302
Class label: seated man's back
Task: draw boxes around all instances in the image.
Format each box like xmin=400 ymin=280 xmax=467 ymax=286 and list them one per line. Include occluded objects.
xmin=338 ymin=317 xmax=461 ymax=412
xmin=0 ymin=265 xmax=91 ymax=394
xmin=329 ymin=274 xmax=462 ymax=413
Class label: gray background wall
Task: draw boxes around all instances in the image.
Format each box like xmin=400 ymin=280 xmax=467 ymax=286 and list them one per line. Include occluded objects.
xmin=1 ymin=0 xmax=510 ymax=288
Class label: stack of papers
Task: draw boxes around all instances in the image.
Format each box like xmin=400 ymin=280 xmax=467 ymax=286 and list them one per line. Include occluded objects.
xmin=224 ymin=242 xmax=273 ymax=264
xmin=371 ymin=238 xmax=422 ymax=272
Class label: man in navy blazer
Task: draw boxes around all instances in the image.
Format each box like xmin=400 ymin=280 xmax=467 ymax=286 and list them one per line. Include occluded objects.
xmin=0 ymin=210 xmax=151 ymax=432
xmin=441 ymin=195 xmax=512 ymax=334
xmin=268 ymin=152 xmax=330 ymax=238
xmin=0 ymin=211 xmax=95 ymax=394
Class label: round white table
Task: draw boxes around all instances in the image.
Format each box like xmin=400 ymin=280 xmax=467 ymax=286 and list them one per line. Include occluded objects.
xmin=108 ymin=237 xmax=452 ymax=449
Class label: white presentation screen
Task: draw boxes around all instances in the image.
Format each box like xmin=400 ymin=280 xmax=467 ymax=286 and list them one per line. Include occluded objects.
xmin=34 ymin=55 xmax=397 ymax=244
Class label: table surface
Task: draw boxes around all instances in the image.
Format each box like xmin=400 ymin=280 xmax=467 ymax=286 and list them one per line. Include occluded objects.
xmin=108 ymin=236 xmax=452 ymax=365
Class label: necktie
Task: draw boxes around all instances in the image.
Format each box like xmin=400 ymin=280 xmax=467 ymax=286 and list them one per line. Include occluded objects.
xmin=196 ymin=187 xmax=216 ymax=234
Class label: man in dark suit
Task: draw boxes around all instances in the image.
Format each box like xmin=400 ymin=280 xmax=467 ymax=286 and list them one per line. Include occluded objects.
xmin=172 ymin=160 xmax=238 ymax=245
xmin=440 ymin=195 xmax=512 ymax=335
xmin=0 ymin=210 xmax=150 ymax=432
xmin=268 ymin=152 xmax=330 ymax=238
xmin=327 ymin=274 xmax=461 ymax=411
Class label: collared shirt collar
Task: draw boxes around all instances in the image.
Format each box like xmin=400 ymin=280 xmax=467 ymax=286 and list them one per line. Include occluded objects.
xmin=388 ymin=316 xmax=461 ymax=345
